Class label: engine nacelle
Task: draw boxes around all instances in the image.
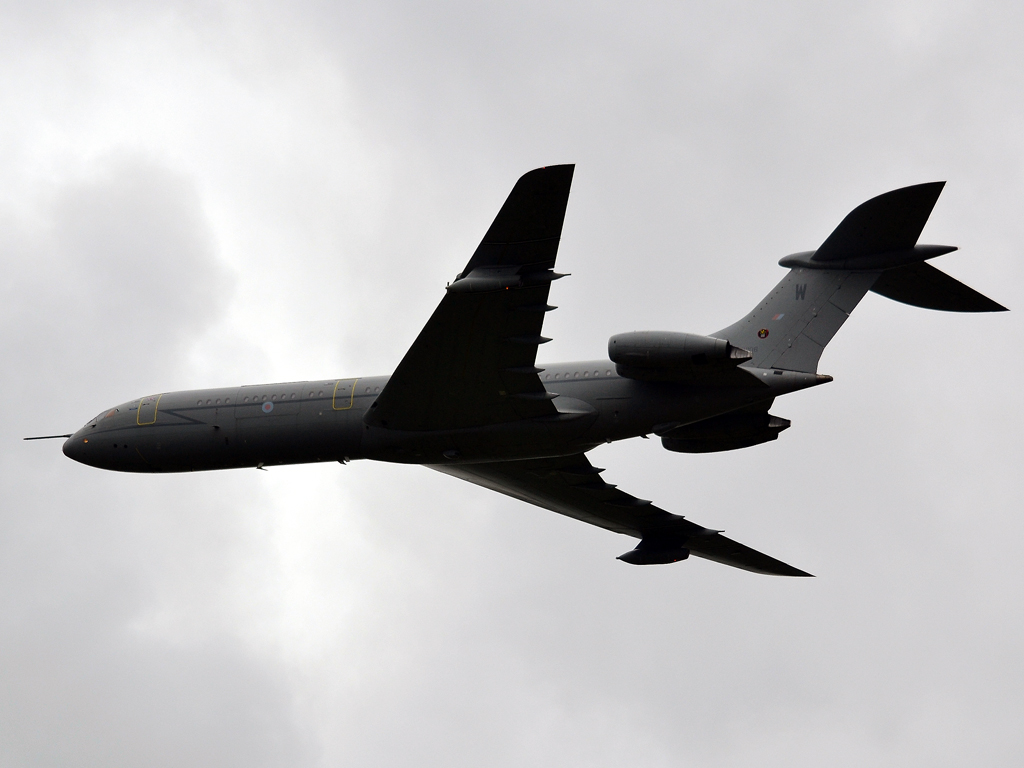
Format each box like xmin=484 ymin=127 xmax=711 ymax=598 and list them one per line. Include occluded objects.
xmin=661 ymin=412 xmax=791 ymax=453
xmin=608 ymin=331 xmax=751 ymax=381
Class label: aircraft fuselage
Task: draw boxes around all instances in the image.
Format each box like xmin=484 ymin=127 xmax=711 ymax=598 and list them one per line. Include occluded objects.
xmin=62 ymin=361 xmax=825 ymax=473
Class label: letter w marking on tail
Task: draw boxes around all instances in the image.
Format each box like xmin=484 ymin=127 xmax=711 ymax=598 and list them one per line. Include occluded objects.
xmin=795 ymin=283 xmax=807 ymax=300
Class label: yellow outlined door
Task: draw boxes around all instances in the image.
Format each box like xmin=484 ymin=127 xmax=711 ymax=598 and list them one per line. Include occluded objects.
xmin=137 ymin=394 xmax=162 ymax=425
xmin=332 ymin=379 xmax=358 ymax=411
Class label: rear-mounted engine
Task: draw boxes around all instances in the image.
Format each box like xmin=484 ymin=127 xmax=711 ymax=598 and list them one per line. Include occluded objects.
xmin=661 ymin=412 xmax=791 ymax=453
xmin=608 ymin=331 xmax=751 ymax=381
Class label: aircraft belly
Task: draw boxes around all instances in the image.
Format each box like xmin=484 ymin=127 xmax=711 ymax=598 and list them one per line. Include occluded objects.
xmin=358 ymin=374 xmax=780 ymax=465
xmin=361 ymin=399 xmax=598 ymax=464
xmin=547 ymin=376 xmax=775 ymax=443
xmin=234 ymin=410 xmax=364 ymax=467
xmin=133 ymin=426 xmax=231 ymax=471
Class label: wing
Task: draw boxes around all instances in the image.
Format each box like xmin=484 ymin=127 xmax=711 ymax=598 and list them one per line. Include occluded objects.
xmin=430 ymin=453 xmax=811 ymax=576
xmin=365 ymin=165 xmax=575 ymax=431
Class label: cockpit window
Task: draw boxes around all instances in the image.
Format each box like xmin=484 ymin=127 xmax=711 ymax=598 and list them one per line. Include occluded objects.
xmin=93 ymin=408 xmax=117 ymax=421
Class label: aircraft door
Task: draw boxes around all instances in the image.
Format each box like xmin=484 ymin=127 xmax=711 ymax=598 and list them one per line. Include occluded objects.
xmin=137 ymin=394 xmax=162 ymax=425
xmin=332 ymin=379 xmax=358 ymax=411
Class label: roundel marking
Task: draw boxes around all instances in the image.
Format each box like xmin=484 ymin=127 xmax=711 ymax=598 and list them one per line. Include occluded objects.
xmin=262 ymin=401 xmax=274 ymax=414
xmin=757 ymin=328 xmax=769 ymax=339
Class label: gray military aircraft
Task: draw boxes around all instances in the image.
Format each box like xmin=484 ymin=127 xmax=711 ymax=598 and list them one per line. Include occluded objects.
xmin=40 ymin=165 xmax=1006 ymax=576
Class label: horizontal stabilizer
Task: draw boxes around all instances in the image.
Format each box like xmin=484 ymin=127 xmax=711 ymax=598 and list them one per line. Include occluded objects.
xmin=813 ymin=182 xmax=945 ymax=263
xmin=870 ymin=261 xmax=1008 ymax=312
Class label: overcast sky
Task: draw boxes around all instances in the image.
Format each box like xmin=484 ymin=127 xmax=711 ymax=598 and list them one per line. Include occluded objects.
xmin=2 ymin=2 xmax=1022 ymax=766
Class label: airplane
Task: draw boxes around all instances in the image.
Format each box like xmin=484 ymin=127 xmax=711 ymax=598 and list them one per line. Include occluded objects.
xmin=34 ymin=165 xmax=1006 ymax=576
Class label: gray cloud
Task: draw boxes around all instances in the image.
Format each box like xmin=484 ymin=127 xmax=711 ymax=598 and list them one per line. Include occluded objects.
xmin=3 ymin=155 xmax=232 ymax=396
xmin=1 ymin=156 xmax=305 ymax=765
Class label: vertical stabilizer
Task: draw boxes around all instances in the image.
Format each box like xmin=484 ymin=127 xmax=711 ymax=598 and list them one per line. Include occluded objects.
xmin=713 ymin=182 xmax=958 ymax=373
xmin=712 ymin=268 xmax=878 ymax=373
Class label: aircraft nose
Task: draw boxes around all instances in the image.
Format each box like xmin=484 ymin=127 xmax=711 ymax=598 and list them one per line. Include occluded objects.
xmin=63 ymin=434 xmax=82 ymax=462
xmin=62 ymin=432 xmax=92 ymax=465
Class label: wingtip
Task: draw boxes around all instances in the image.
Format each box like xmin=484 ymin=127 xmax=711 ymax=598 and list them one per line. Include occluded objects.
xmin=528 ymin=163 xmax=575 ymax=176
xmin=766 ymin=564 xmax=814 ymax=577
xmin=767 ymin=565 xmax=814 ymax=577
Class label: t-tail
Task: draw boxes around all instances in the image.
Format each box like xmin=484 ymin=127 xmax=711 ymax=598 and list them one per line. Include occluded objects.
xmin=713 ymin=182 xmax=1007 ymax=374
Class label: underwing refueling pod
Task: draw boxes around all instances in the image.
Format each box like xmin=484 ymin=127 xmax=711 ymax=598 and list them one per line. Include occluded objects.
xmin=46 ymin=167 xmax=1006 ymax=577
